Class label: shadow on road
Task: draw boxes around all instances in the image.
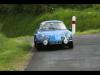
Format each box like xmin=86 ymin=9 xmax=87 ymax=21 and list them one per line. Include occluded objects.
xmin=35 ymin=46 xmax=73 ymax=52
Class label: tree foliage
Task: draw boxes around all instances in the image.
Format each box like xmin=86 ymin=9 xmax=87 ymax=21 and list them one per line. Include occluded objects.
xmin=0 ymin=4 xmax=98 ymax=16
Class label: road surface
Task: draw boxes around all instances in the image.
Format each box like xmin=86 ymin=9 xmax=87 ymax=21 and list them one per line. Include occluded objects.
xmin=25 ymin=34 xmax=100 ymax=71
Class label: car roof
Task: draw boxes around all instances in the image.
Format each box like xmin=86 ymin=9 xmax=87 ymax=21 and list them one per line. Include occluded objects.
xmin=41 ymin=20 xmax=63 ymax=24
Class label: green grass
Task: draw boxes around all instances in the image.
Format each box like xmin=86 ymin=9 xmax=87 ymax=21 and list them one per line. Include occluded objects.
xmin=0 ymin=34 xmax=32 ymax=71
xmin=76 ymin=29 xmax=100 ymax=35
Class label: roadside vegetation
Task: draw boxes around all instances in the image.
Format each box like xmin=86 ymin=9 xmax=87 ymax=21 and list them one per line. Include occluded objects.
xmin=0 ymin=34 xmax=32 ymax=70
xmin=76 ymin=29 xmax=100 ymax=35
xmin=33 ymin=8 xmax=100 ymax=32
xmin=1 ymin=7 xmax=100 ymax=37
xmin=0 ymin=4 xmax=100 ymax=70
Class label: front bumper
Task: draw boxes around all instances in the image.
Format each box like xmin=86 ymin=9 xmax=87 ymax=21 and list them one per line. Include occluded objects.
xmin=36 ymin=39 xmax=73 ymax=46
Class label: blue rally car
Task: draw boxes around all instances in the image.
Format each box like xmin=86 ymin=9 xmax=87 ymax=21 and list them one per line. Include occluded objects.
xmin=34 ymin=20 xmax=73 ymax=50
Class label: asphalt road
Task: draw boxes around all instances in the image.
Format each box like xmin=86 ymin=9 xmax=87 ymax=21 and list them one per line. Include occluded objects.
xmin=25 ymin=34 xmax=100 ymax=71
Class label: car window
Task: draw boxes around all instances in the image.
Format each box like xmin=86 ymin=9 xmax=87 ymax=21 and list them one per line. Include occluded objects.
xmin=39 ymin=22 xmax=67 ymax=30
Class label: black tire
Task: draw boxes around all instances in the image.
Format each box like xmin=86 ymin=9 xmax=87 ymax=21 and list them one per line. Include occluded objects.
xmin=36 ymin=46 xmax=42 ymax=50
xmin=68 ymin=41 xmax=74 ymax=49
xmin=34 ymin=42 xmax=36 ymax=48
xmin=35 ymin=44 xmax=42 ymax=51
xmin=34 ymin=39 xmax=40 ymax=50
xmin=34 ymin=37 xmax=36 ymax=48
xmin=34 ymin=36 xmax=43 ymax=51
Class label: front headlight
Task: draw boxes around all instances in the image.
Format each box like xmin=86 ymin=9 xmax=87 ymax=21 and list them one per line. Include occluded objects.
xmin=43 ymin=40 xmax=48 ymax=45
xmin=63 ymin=37 xmax=68 ymax=44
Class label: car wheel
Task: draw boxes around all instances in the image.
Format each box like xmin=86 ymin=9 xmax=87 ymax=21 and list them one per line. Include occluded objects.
xmin=35 ymin=44 xmax=42 ymax=50
xmin=68 ymin=41 xmax=74 ymax=49
xmin=36 ymin=46 xmax=42 ymax=50
xmin=34 ymin=42 xmax=44 ymax=51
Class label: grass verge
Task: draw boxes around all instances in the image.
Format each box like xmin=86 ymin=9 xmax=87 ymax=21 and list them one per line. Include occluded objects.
xmin=76 ymin=29 xmax=100 ymax=35
xmin=0 ymin=34 xmax=33 ymax=71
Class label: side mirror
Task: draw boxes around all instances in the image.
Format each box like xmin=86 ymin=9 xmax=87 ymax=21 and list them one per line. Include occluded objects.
xmin=68 ymin=28 xmax=72 ymax=31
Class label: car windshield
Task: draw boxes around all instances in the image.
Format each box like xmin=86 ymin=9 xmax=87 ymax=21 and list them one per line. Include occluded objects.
xmin=39 ymin=21 xmax=67 ymax=30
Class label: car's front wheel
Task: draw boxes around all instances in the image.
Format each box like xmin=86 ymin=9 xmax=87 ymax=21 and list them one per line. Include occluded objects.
xmin=34 ymin=42 xmax=42 ymax=50
xmin=36 ymin=46 xmax=42 ymax=50
xmin=68 ymin=41 xmax=73 ymax=49
xmin=35 ymin=45 xmax=42 ymax=51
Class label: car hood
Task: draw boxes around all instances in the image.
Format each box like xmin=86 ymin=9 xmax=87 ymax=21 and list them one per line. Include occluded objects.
xmin=37 ymin=29 xmax=71 ymax=37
